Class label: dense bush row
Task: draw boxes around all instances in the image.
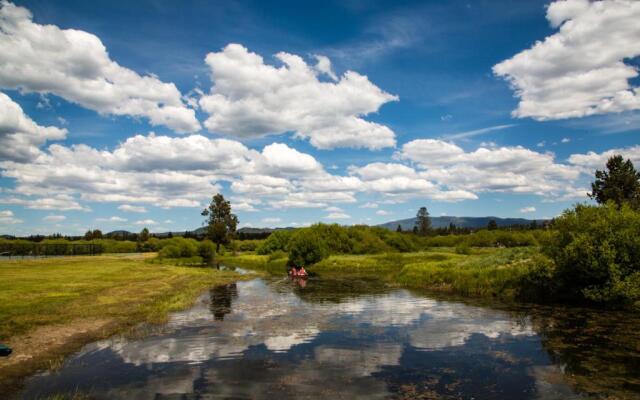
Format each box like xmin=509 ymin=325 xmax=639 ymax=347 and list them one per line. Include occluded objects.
xmin=157 ymin=237 xmax=215 ymax=263
xmin=525 ymin=203 xmax=640 ymax=308
xmin=0 ymin=237 xmax=217 ymax=259
xmin=0 ymin=238 xmax=137 ymax=255
xmin=252 ymin=223 xmax=546 ymax=267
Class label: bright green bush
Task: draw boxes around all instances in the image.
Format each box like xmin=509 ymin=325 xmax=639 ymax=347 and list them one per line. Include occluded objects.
xmin=256 ymin=230 xmax=293 ymax=254
xmin=542 ymin=202 xmax=640 ymax=307
xmin=308 ymin=224 xmax=353 ymax=254
xmin=287 ymin=230 xmax=328 ymax=266
xmin=198 ymin=240 xmax=216 ymax=263
xmin=157 ymin=237 xmax=199 ymax=258
xmin=235 ymin=239 xmax=263 ymax=252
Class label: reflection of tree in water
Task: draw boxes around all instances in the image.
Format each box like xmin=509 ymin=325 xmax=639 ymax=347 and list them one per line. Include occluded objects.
xmin=531 ymin=306 xmax=640 ymax=398
xmin=209 ymin=283 xmax=238 ymax=321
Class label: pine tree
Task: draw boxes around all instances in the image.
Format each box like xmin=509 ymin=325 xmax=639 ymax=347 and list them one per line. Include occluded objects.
xmin=415 ymin=207 xmax=431 ymax=236
xmin=201 ymin=193 xmax=239 ymax=252
xmin=589 ymin=155 xmax=640 ymax=209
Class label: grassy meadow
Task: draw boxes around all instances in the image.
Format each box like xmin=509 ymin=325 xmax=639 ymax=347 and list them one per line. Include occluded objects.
xmin=220 ymin=246 xmax=539 ymax=299
xmin=0 ymin=253 xmax=249 ymax=390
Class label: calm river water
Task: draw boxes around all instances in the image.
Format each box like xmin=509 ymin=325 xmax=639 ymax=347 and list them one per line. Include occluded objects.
xmin=16 ymin=275 xmax=640 ymax=399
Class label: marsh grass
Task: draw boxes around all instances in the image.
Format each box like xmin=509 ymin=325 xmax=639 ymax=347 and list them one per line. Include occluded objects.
xmin=396 ymin=248 xmax=537 ymax=298
xmin=223 ymin=247 xmax=539 ymax=300
xmin=218 ymin=253 xmax=287 ymax=275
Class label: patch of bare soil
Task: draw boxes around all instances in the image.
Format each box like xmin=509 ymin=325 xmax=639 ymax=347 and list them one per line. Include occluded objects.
xmin=0 ymin=318 xmax=117 ymax=393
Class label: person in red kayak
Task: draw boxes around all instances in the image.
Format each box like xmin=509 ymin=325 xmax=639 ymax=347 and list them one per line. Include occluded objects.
xmin=289 ymin=264 xmax=308 ymax=277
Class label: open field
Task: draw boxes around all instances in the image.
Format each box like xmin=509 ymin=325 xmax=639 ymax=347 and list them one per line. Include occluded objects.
xmin=220 ymin=247 xmax=539 ymax=299
xmin=0 ymin=253 xmax=249 ymax=391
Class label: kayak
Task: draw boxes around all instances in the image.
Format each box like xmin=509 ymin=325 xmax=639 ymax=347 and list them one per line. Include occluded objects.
xmin=0 ymin=344 xmax=12 ymax=357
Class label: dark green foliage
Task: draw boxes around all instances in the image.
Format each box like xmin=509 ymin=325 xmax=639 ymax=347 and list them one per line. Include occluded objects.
xmin=487 ymin=220 xmax=498 ymax=230
xmin=0 ymin=238 xmax=141 ymax=255
xmin=139 ymin=228 xmax=150 ymax=242
xmin=201 ymin=193 xmax=239 ymax=252
xmin=308 ymin=223 xmax=353 ymax=253
xmin=589 ymin=155 xmax=640 ymax=209
xmin=198 ymin=240 xmax=216 ymax=263
xmin=415 ymin=207 xmax=431 ymax=236
xmin=256 ymin=230 xmax=292 ymax=254
xmin=287 ymin=230 xmax=328 ymax=266
xmin=541 ymin=203 xmax=640 ymax=307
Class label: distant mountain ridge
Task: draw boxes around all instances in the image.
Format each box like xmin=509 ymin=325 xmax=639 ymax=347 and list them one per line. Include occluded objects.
xmin=105 ymin=217 xmax=546 ymax=238
xmin=377 ymin=216 xmax=547 ymax=231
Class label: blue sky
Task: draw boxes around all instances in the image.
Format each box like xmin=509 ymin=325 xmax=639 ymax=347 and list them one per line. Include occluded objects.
xmin=1 ymin=0 xmax=639 ymax=235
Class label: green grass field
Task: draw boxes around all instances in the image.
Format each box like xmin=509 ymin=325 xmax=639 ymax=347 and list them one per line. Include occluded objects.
xmin=221 ymin=247 xmax=539 ymax=299
xmin=0 ymin=253 xmax=248 ymax=390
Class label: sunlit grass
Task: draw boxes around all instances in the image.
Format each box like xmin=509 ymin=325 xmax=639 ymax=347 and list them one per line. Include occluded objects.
xmin=222 ymin=247 xmax=539 ymax=299
xmin=0 ymin=253 xmax=243 ymax=340
xmin=218 ymin=253 xmax=287 ymax=274
xmin=0 ymin=253 xmax=249 ymax=391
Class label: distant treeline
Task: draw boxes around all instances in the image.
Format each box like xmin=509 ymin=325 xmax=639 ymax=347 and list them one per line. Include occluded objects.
xmin=256 ymin=224 xmax=549 ymax=257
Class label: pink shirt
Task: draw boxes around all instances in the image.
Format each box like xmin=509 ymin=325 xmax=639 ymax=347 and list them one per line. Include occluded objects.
xmin=290 ymin=267 xmax=307 ymax=276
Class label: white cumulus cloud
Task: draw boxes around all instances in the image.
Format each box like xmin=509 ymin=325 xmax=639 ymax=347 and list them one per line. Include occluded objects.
xmin=493 ymin=0 xmax=640 ymax=120
xmin=0 ymin=1 xmax=199 ymax=132
xmin=199 ymin=44 xmax=397 ymax=149
xmin=0 ymin=92 xmax=67 ymax=162
xmin=325 ymin=212 xmax=351 ymax=220
xmin=0 ymin=209 xmax=21 ymax=224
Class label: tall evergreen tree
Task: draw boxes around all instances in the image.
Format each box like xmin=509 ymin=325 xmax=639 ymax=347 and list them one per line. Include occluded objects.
xmin=396 ymin=224 xmax=403 ymax=233
xmin=487 ymin=219 xmax=498 ymax=230
xmin=201 ymin=193 xmax=239 ymax=252
xmin=415 ymin=207 xmax=431 ymax=236
xmin=139 ymin=227 xmax=150 ymax=242
xmin=589 ymin=155 xmax=640 ymax=209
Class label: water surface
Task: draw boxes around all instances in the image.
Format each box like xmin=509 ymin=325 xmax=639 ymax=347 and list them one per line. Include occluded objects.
xmin=17 ymin=276 xmax=640 ymax=399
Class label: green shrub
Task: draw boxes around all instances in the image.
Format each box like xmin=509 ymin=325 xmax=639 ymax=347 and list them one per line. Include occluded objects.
xmin=288 ymin=230 xmax=328 ymax=266
xmin=256 ymin=230 xmax=292 ymax=254
xmin=517 ymin=255 xmax=558 ymax=301
xmin=308 ymin=224 xmax=353 ymax=253
xmin=157 ymin=237 xmax=199 ymax=259
xmin=268 ymin=250 xmax=288 ymax=261
xmin=158 ymin=245 xmax=181 ymax=258
xmin=236 ymin=239 xmax=263 ymax=252
xmin=199 ymin=240 xmax=216 ymax=263
xmin=543 ymin=202 xmax=640 ymax=307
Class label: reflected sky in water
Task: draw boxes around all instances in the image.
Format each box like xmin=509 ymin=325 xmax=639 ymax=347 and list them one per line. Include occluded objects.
xmin=17 ymin=277 xmax=637 ymax=399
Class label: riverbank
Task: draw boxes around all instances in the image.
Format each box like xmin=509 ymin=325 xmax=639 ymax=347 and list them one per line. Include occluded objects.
xmin=0 ymin=253 xmax=250 ymax=391
xmin=219 ymin=246 xmax=539 ymax=299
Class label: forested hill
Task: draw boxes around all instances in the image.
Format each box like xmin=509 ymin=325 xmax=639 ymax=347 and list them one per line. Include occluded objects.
xmin=378 ymin=216 xmax=547 ymax=231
